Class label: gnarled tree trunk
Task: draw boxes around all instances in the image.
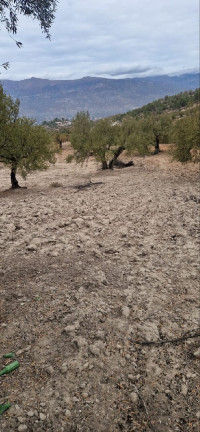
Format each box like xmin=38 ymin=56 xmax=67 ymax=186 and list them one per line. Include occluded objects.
xmin=154 ymin=136 xmax=160 ymax=154
xmin=108 ymin=146 xmax=125 ymax=169
xmin=101 ymin=160 xmax=108 ymax=169
xmin=11 ymin=164 xmax=20 ymax=189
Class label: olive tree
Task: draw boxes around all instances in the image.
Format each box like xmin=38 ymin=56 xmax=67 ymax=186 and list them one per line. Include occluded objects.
xmin=143 ymin=113 xmax=172 ymax=153
xmin=121 ymin=116 xmax=149 ymax=156
xmin=171 ymin=111 xmax=199 ymax=163
xmin=91 ymin=119 xmax=122 ymax=169
xmin=68 ymin=112 xmax=126 ymax=169
xmin=0 ymin=84 xmax=56 ymax=188
xmin=0 ymin=117 xmax=56 ymax=188
xmin=67 ymin=111 xmax=93 ymax=163
xmin=54 ymin=131 xmax=67 ymax=149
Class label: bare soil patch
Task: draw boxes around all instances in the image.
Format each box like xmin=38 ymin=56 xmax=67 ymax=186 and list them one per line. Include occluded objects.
xmin=0 ymin=145 xmax=199 ymax=432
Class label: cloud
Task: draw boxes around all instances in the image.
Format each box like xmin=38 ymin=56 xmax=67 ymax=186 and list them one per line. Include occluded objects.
xmin=0 ymin=0 xmax=199 ymax=81
xmin=106 ymin=66 xmax=156 ymax=77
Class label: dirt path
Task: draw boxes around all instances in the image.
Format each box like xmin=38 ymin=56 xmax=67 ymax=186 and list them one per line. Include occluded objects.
xmin=0 ymin=146 xmax=199 ymax=432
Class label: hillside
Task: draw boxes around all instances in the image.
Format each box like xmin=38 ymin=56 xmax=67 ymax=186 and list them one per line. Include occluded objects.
xmin=112 ymin=88 xmax=200 ymax=120
xmin=0 ymin=147 xmax=199 ymax=432
xmin=1 ymin=73 xmax=199 ymax=122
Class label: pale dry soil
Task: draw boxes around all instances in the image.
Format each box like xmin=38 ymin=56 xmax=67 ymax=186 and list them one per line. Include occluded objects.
xmin=0 ymin=145 xmax=199 ymax=432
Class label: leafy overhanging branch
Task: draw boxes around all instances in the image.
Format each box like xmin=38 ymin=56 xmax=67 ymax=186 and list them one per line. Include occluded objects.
xmin=0 ymin=0 xmax=58 ymax=39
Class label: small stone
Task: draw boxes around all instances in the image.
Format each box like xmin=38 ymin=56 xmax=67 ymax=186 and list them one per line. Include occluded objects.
xmin=64 ymin=396 xmax=71 ymax=405
xmin=46 ymin=366 xmax=54 ymax=375
xmin=27 ymin=411 xmax=34 ymax=417
xmin=82 ymin=362 xmax=89 ymax=370
xmin=196 ymin=411 xmax=200 ymax=419
xmin=186 ymin=372 xmax=196 ymax=378
xmin=62 ymin=325 xmax=76 ymax=334
xmin=39 ymin=413 xmax=46 ymax=421
xmin=116 ymin=344 xmax=122 ymax=350
xmin=95 ymin=330 xmax=105 ymax=340
xmin=65 ymin=409 xmax=72 ymax=418
xmin=14 ymin=405 xmax=23 ymax=415
xmin=89 ymin=344 xmax=100 ymax=356
xmin=27 ymin=244 xmax=37 ymax=252
xmin=97 ymin=361 xmax=105 ymax=370
xmin=73 ymin=397 xmax=79 ymax=402
xmin=60 ymin=362 xmax=68 ymax=373
xmin=82 ymin=392 xmax=89 ymax=399
xmin=122 ymin=306 xmax=130 ymax=318
xmin=89 ymin=364 xmax=94 ymax=370
xmin=181 ymin=384 xmax=188 ymax=395
xmin=193 ymin=347 xmax=200 ymax=358
xmin=18 ymin=426 xmax=27 ymax=432
xmin=135 ymin=374 xmax=141 ymax=380
xmin=130 ymin=392 xmax=138 ymax=404
xmin=51 ymin=251 xmax=59 ymax=257
xmin=119 ymin=358 xmax=126 ymax=367
xmin=18 ymin=417 xmax=25 ymax=423
xmin=128 ymin=374 xmax=135 ymax=381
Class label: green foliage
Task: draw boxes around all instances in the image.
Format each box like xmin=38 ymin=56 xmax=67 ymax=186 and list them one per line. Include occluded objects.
xmin=0 ymin=1 xmax=57 ymax=40
xmin=0 ymin=85 xmax=19 ymax=125
xmin=0 ymin=117 xmax=56 ymax=176
xmin=69 ymin=112 xmax=93 ymax=163
xmin=121 ymin=117 xmax=149 ymax=156
xmin=113 ymin=89 xmax=200 ymax=121
xmin=69 ymin=113 xmax=123 ymax=168
xmin=171 ymin=111 xmax=200 ymax=163
xmin=1 ymin=1 xmax=57 ymax=70
xmin=91 ymin=119 xmax=120 ymax=165
xmin=53 ymin=131 xmax=68 ymax=148
xmin=143 ymin=113 xmax=172 ymax=150
xmin=0 ymin=84 xmax=56 ymax=185
xmin=68 ymin=90 xmax=199 ymax=168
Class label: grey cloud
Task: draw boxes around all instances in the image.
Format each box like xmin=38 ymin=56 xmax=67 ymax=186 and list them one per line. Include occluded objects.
xmin=0 ymin=0 xmax=198 ymax=81
xmin=108 ymin=66 xmax=154 ymax=77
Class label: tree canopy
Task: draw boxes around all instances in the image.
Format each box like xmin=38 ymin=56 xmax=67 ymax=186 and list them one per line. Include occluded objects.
xmin=67 ymin=100 xmax=199 ymax=169
xmin=68 ymin=112 xmax=145 ymax=169
xmin=171 ymin=111 xmax=200 ymax=163
xmin=112 ymin=89 xmax=200 ymax=121
xmin=0 ymin=84 xmax=56 ymax=188
xmin=0 ymin=0 xmax=58 ymax=40
xmin=68 ymin=111 xmax=93 ymax=163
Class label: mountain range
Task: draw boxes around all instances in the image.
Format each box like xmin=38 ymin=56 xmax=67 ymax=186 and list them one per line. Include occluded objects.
xmin=1 ymin=73 xmax=199 ymax=123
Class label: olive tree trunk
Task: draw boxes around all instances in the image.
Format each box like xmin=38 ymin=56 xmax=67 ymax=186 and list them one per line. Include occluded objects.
xmin=154 ymin=136 xmax=160 ymax=154
xmin=108 ymin=146 xmax=125 ymax=169
xmin=101 ymin=160 xmax=108 ymax=169
xmin=11 ymin=165 xmax=20 ymax=189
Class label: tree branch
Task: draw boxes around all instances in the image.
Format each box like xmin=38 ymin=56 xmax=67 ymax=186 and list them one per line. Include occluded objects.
xmin=131 ymin=328 xmax=200 ymax=346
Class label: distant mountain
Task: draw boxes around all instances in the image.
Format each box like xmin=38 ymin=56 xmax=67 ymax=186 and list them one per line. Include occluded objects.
xmin=1 ymin=73 xmax=199 ymax=122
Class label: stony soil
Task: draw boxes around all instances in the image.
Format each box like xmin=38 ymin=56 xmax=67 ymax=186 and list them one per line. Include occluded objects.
xmin=0 ymin=145 xmax=199 ymax=432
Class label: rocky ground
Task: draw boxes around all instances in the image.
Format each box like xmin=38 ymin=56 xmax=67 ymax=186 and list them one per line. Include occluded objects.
xmin=0 ymin=145 xmax=199 ymax=432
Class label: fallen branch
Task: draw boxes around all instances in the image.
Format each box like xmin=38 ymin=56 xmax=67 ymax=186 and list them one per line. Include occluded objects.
xmin=131 ymin=328 xmax=200 ymax=346
xmin=75 ymin=181 xmax=103 ymax=191
xmin=114 ymin=159 xmax=134 ymax=168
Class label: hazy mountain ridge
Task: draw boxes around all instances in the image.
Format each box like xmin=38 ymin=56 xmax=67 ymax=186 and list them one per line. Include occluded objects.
xmin=1 ymin=73 xmax=199 ymax=122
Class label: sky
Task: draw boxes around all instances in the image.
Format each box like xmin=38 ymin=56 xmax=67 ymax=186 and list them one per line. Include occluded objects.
xmin=0 ymin=0 xmax=199 ymax=81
